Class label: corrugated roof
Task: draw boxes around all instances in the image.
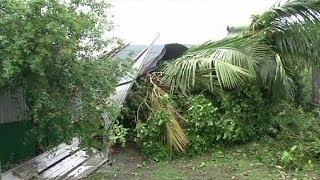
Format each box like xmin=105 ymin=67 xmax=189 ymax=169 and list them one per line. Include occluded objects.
xmin=113 ymin=45 xmax=164 ymax=64
xmin=0 ymin=89 xmax=27 ymax=124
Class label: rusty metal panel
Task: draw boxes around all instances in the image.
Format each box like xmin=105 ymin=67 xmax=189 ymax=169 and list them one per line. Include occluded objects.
xmin=0 ymin=89 xmax=28 ymax=124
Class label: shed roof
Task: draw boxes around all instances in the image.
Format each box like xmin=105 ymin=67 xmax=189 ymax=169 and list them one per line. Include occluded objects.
xmin=113 ymin=45 xmax=165 ymax=64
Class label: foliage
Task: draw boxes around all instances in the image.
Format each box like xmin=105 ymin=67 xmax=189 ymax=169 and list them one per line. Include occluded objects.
xmin=0 ymin=0 xmax=127 ymax=150
xmin=221 ymin=86 xmax=272 ymax=142
xmin=108 ymin=119 xmax=128 ymax=146
xmin=185 ymin=95 xmax=221 ymax=153
xmin=251 ymin=0 xmax=320 ymax=65
xmin=186 ymin=87 xmax=272 ymax=153
xmin=135 ymin=110 xmax=174 ymax=161
xmin=268 ymin=102 xmax=320 ymax=169
xmin=135 ymin=75 xmax=188 ymax=159
xmin=129 ymin=79 xmax=319 ymax=171
xmin=294 ymin=69 xmax=313 ymax=108
xmin=163 ymin=0 xmax=320 ymax=100
xmin=149 ymin=79 xmax=188 ymax=153
xmin=122 ymin=1 xmax=320 ymax=172
xmin=163 ymin=36 xmax=273 ymax=93
xmin=133 ymin=83 xmax=274 ymax=157
xmin=119 ymin=80 xmax=152 ymax=129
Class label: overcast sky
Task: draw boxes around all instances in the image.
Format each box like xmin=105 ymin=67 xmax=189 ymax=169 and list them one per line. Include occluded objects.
xmin=111 ymin=0 xmax=278 ymax=44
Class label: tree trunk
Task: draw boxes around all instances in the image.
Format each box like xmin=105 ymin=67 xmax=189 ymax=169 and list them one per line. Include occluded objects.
xmin=312 ymin=66 xmax=320 ymax=105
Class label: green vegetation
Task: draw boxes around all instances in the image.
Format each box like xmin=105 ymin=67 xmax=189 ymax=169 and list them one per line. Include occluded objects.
xmin=2 ymin=0 xmax=320 ymax=178
xmin=131 ymin=85 xmax=320 ymax=170
xmin=120 ymin=0 xmax=320 ymax=175
xmin=87 ymin=142 xmax=320 ymax=179
xmin=0 ymin=0 xmax=127 ymax=153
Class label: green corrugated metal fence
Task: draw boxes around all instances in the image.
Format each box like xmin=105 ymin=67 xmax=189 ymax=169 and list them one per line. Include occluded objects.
xmin=0 ymin=121 xmax=37 ymax=171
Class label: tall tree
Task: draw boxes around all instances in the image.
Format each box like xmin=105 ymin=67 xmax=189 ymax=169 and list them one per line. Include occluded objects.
xmin=0 ymin=0 xmax=126 ymax=149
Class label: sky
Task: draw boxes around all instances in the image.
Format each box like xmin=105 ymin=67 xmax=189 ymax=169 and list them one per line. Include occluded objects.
xmin=111 ymin=0 xmax=278 ymax=45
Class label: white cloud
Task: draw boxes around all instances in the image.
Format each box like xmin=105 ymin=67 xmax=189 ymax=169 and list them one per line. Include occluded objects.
xmin=111 ymin=0 xmax=278 ymax=44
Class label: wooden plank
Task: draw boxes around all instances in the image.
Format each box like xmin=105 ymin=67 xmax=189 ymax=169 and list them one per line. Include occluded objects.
xmin=40 ymin=149 xmax=88 ymax=179
xmin=1 ymin=171 xmax=22 ymax=180
xmin=62 ymin=153 xmax=108 ymax=180
xmin=11 ymin=139 xmax=80 ymax=179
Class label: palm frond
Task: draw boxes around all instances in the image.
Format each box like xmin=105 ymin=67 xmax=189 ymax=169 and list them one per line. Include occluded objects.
xmin=274 ymin=54 xmax=297 ymax=98
xmin=249 ymin=0 xmax=320 ymax=99
xmin=165 ymin=113 xmax=188 ymax=153
xmin=273 ymin=22 xmax=320 ymax=66
xmin=253 ymin=0 xmax=320 ymax=64
xmin=163 ymin=36 xmax=273 ymax=93
xmin=271 ymin=0 xmax=320 ymax=22
xmin=253 ymin=0 xmax=320 ymax=31
xmin=149 ymin=75 xmax=188 ymax=153
xmin=258 ymin=53 xmax=296 ymax=99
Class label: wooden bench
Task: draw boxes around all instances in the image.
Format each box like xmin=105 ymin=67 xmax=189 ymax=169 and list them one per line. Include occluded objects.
xmin=39 ymin=149 xmax=88 ymax=179
xmin=2 ymin=139 xmax=109 ymax=180
xmin=11 ymin=139 xmax=80 ymax=180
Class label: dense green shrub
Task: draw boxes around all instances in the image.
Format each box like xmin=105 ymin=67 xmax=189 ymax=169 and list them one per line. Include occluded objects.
xmin=221 ymin=86 xmax=272 ymax=142
xmin=120 ymin=81 xmax=151 ymax=129
xmin=185 ymin=86 xmax=272 ymax=152
xmin=135 ymin=110 xmax=173 ymax=161
xmin=185 ymin=95 xmax=220 ymax=153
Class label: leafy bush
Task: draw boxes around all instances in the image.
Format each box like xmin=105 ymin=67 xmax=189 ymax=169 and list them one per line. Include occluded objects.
xmin=132 ymin=83 xmax=275 ymax=158
xmin=272 ymin=103 xmax=317 ymax=140
xmin=135 ymin=110 xmax=172 ymax=161
xmin=221 ymin=86 xmax=272 ymax=142
xmin=186 ymin=95 xmax=221 ymax=153
xmin=185 ymin=87 xmax=272 ymax=152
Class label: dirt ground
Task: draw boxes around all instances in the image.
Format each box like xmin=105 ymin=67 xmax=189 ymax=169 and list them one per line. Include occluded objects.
xmin=86 ymin=142 xmax=146 ymax=179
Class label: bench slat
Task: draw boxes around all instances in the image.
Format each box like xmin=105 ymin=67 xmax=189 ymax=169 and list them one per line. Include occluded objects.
xmin=40 ymin=149 xmax=88 ymax=179
xmin=63 ymin=153 xmax=108 ymax=180
xmin=12 ymin=139 xmax=80 ymax=179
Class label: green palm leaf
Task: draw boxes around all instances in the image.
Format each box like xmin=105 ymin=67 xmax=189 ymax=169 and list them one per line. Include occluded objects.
xmin=254 ymin=0 xmax=320 ymax=64
xmin=163 ymin=0 xmax=320 ymax=99
xmin=163 ymin=36 xmax=273 ymax=93
xmin=253 ymin=0 xmax=320 ymax=31
xmin=273 ymin=23 xmax=320 ymax=66
xmin=251 ymin=0 xmax=320 ymax=98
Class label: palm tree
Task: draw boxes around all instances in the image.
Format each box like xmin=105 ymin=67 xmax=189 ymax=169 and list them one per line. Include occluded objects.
xmin=163 ymin=0 xmax=320 ymax=101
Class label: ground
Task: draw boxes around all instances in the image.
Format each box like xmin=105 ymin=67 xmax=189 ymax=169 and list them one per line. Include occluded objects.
xmin=85 ymin=142 xmax=320 ymax=180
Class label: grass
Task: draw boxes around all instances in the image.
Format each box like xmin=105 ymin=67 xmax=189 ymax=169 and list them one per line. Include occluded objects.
xmin=86 ymin=141 xmax=320 ymax=180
